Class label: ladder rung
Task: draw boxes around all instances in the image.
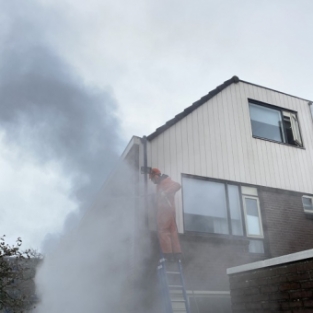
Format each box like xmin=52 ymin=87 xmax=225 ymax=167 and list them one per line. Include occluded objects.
xmin=171 ymin=299 xmax=186 ymax=302
xmin=158 ymin=255 xmax=189 ymax=313
xmin=169 ymin=285 xmax=183 ymax=289
xmin=170 ymin=296 xmax=185 ymax=300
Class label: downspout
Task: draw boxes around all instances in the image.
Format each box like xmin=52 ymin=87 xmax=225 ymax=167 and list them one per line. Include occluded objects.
xmin=142 ymin=136 xmax=149 ymax=228
xmin=309 ymin=102 xmax=313 ymax=125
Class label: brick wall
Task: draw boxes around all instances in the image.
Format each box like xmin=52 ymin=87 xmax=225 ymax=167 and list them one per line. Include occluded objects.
xmin=228 ymin=252 xmax=313 ymax=313
xmin=259 ymin=187 xmax=313 ymax=258
xmin=180 ymin=234 xmax=265 ymax=291
xmin=176 ymin=185 xmax=313 ymax=292
xmin=142 ymin=178 xmax=313 ymax=309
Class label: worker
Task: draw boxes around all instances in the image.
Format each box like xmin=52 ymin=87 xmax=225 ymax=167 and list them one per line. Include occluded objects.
xmin=149 ymin=168 xmax=182 ymax=260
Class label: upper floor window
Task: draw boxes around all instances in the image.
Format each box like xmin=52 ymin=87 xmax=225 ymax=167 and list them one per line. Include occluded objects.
xmin=249 ymin=101 xmax=303 ymax=147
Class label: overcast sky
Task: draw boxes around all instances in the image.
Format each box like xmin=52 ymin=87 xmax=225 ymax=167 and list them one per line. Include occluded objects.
xmin=1 ymin=0 xmax=313 ymax=250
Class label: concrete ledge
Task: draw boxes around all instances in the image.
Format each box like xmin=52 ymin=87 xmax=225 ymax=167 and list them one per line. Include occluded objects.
xmin=227 ymin=248 xmax=313 ymax=275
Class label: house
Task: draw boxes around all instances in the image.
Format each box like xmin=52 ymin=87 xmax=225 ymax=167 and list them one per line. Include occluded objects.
xmin=89 ymin=76 xmax=313 ymax=313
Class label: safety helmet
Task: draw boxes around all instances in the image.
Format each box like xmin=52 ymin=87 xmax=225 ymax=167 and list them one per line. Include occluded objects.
xmin=149 ymin=168 xmax=161 ymax=179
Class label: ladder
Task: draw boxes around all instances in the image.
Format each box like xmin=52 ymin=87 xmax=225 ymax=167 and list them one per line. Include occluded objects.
xmin=157 ymin=257 xmax=191 ymax=313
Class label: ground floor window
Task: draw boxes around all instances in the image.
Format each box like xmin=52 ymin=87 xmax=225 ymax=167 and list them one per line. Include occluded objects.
xmin=302 ymin=196 xmax=313 ymax=214
xmin=188 ymin=291 xmax=231 ymax=313
xmin=182 ymin=175 xmax=264 ymax=253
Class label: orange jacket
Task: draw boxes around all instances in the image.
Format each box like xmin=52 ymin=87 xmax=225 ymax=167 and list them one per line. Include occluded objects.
xmin=156 ymin=176 xmax=181 ymax=211
xmin=155 ymin=175 xmax=182 ymax=254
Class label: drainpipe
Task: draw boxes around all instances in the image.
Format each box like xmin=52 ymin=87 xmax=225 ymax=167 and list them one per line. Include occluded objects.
xmin=142 ymin=136 xmax=149 ymax=228
xmin=309 ymin=102 xmax=313 ymax=125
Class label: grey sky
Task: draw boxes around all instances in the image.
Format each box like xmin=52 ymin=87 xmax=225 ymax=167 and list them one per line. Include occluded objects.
xmin=0 ymin=0 xmax=313 ymax=249
xmin=0 ymin=0 xmax=122 ymax=249
xmin=43 ymin=0 xmax=313 ymax=136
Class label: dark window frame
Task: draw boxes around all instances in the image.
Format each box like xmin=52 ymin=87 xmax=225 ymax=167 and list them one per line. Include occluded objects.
xmin=181 ymin=174 xmax=244 ymax=237
xmin=182 ymin=174 xmax=264 ymax=237
xmin=181 ymin=174 xmax=265 ymax=253
xmin=248 ymin=99 xmax=304 ymax=148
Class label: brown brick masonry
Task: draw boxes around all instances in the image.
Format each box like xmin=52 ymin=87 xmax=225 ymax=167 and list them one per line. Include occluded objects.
xmin=228 ymin=258 xmax=313 ymax=313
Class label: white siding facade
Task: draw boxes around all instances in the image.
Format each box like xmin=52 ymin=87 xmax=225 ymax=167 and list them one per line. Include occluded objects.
xmin=145 ymin=81 xmax=313 ymax=232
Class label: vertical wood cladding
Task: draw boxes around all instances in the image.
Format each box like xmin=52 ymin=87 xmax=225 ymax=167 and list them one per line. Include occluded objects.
xmin=229 ymin=258 xmax=313 ymax=313
xmin=259 ymin=187 xmax=313 ymax=258
xmin=147 ymin=81 xmax=313 ymax=232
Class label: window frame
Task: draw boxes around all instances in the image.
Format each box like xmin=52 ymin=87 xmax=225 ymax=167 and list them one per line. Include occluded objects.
xmin=182 ymin=176 xmax=232 ymax=235
xmin=302 ymin=195 xmax=313 ymax=214
xmin=242 ymin=195 xmax=264 ymax=239
xmin=181 ymin=175 xmax=265 ymax=253
xmin=181 ymin=175 xmax=264 ymax=237
xmin=248 ymin=99 xmax=303 ymax=148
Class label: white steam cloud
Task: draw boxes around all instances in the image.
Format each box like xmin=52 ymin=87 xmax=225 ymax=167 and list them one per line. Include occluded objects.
xmin=0 ymin=0 xmax=124 ymax=246
xmin=35 ymin=163 xmax=152 ymax=313
xmin=0 ymin=1 xmax=152 ymax=312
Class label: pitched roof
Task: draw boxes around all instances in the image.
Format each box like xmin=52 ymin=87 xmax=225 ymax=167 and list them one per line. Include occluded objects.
xmin=147 ymin=76 xmax=312 ymax=141
xmin=147 ymin=75 xmax=239 ymax=141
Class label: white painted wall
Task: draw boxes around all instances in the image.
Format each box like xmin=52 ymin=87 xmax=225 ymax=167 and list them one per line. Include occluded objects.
xmin=145 ymin=81 xmax=313 ymax=232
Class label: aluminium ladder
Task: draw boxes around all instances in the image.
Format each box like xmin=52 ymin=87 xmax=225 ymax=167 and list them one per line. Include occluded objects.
xmin=157 ymin=257 xmax=191 ymax=313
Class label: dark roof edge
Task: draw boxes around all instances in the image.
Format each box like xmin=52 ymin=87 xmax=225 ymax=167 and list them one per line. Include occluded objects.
xmin=147 ymin=75 xmax=240 ymax=141
xmin=147 ymin=76 xmax=313 ymax=141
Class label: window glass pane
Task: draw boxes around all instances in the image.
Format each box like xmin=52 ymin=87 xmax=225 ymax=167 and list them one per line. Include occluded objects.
xmin=183 ymin=177 xmax=229 ymax=234
xmin=227 ymin=185 xmax=243 ymax=236
xmin=303 ymin=197 xmax=312 ymax=206
xmin=283 ymin=112 xmax=302 ymax=146
xmin=245 ymin=198 xmax=262 ymax=236
xmin=302 ymin=197 xmax=313 ymax=211
xmin=283 ymin=114 xmax=294 ymax=144
xmin=249 ymin=103 xmax=283 ymax=142
xmin=241 ymin=186 xmax=258 ymax=196
xmin=290 ymin=113 xmax=302 ymax=146
xmin=249 ymin=239 xmax=264 ymax=253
